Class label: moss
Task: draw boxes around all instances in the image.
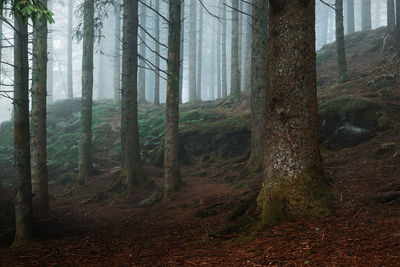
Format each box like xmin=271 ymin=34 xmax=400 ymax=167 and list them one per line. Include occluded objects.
xmin=257 ymin=166 xmax=333 ymax=226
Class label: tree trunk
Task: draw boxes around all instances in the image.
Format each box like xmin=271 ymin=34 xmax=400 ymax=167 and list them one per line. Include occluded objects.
xmin=336 ymin=0 xmax=347 ymax=80
xmin=154 ymin=0 xmax=161 ymax=105
xmin=97 ymin=41 xmax=105 ymax=99
xmin=361 ymin=0 xmax=371 ymax=31
xmin=238 ymin=0 xmax=243 ymax=92
xmin=375 ymin=0 xmax=381 ymax=28
xmin=387 ymin=0 xmax=395 ymax=34
xmin=221 ymin=0 xmax=227 ymax=98
xmin=113 ymin=0 xmax=121 ymax=104
xmin=0 ymin=8 xmax=2 ymax=85
xmin=248 ymin=0 xmax=268 ymax=172
xmin=258 ymin=0 xmax=332 ymax=226
xmin=210 ymin=23 xmax=216 ymax=100
xmin=321 ymin=5 xmax=329 ymax=46
xmin=347 ymin=0 xmax=355 ymax=34
xmin=189 ymin=0 xmax=197 ymax=101
xmin=138 ymin=0 xmax=147 ymax=104
xmin=47 ymin=0 xmax=54 ymax=103
xmin=164 ymin=0 xmax=182 ymax=197
xmin=196 ymin=5 xmax=203 ymax=101
xmin=32 ymin=1 xmax=49 ymax=215
xmin=179 ymin=0 xmax=184 ymax=104
xmin=121 ymin=0 xmax=146 ymax=194
xmin=230 ymin=0 xmax=240 ymax=101
xmin=78 ymin=0 xmax=95 ymax=185
xmin=12 ymin=11 xmax=34 ymax=247
xmin=67 ymin=0 xmax=73 ymax=98
xmin=243 ymin=0 xmax=252 ymax=92
xmin=217 ymin=0 xmax=222 ymax=99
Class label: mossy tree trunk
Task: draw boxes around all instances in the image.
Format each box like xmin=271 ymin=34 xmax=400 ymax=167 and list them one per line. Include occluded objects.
xmin=138 ymin=0 xmax=147 ymax=104
xmin=347 ymin=0 xmax=355 ymax=34
xmin=113 ymin=0 xmax=121 ymax=104
xmin=12 ymin=11 xmax=35 ymax=247
xmin=78 ymin=0 xmax=95 ymax=185
xmin=257 ymin=0 xmax=332 ymax=226
xmin=335 ymin=0 xmax=347 ymax=80
xmin=121 ymin=0 xmax=146 ymax=194
xmin=31 ymin=1 xmax=49 ymax=215
xmin=361 ymin=0 xmax=371 ymax=31
xmin=154 ymin=0 xmax=161 ymax=106
xmin=164 ymin=0 xmax=182 ymax=197
xmin=196 ymin=5 xmax=203 ymax=101
xmin=230 ymin=0 xmax=240 ymax=101
xmin=188 ymin=0 xmax=197 ymax=101
xmin=67 ymin=0 xmax=73 ymax=98
xmin=221 ymin=0 xmax=227 ymax=98
xmin=247 ymin=0 xmax=268 ymax=173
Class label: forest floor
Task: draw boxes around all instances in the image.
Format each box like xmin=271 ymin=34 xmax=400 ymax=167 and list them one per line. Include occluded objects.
xmin=1 ymin=28 xmax=400 ymax=266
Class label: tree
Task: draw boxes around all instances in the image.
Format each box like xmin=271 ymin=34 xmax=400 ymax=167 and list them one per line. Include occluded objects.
xmin=179 ymin=0 xmax=184 ymax=104
xmin=375 ymin=0 xmax=381 ymax=28
xmin=97 ymin=41 xmax=105 ymax=99
xmin=12 ymin=3 xmax=34 ymax=247
xmin=347 ymin=0 xmax=355 ymax=34
xmin=154 ymin=0 xmax=161 ymax=106
xmin=120 ymin=0 xmax=146 ymax=194
xmin=257 ymin=0 xmax=332 ymax=226
xmin=31 ymin=0 xmax=49 ymax=215
xmin=78 ymin=0 xmax=95 ymax=185
xmin=230 ymin=0 xmax=240 ymax=101
xmin=243 ymin=0 xmax=252 ymax=92
xmin=67 ymin=0 xmax=73 ymax=98
xmin=164 ymin=0 xmax=182 ymax=197
xmin=387 ymin=0 xmax=395 ymax=34
xmin=221 ymin=0 xmax=227 ymax=98
xmin=216 ymin=0 xmax=222 ymax=99
xmin=238 ymin=0 xmax=243 ymax=92
xmin=361 ymin=0 xmax=371 ymax=31
xmin=0 ymin=7 xmax=3 ymax=85
xmin=47 ymin=0 xmax=54 ymax=103
xmin=113 ymin=0 xmax=121 ymax=103
xmin=188 ymin=0 xmax=197 ymax=101
xmin=336 ymin=0 xmax=347 ymax=80
xmin=196 ymin=5 xmax=203 ymax=100
xmin=138 ymin=0 xmax=147 ymax=104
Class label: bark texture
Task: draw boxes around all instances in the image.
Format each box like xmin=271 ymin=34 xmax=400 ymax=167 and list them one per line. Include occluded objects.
xmin=258 ymin=0 xmax=332 ymax=226
xmin=31 ymin=2 xmax=49 ymax=215
xmin=335 ymin=0 xmax=347 ymax=80
xmin=121 ymin=0 xmax=146 ymax=194
xmin=78 ymin=0 xmax=95 ymax=185
xmin=230 ymin=0 xmax=240 ymax=101
xmin=189 ymin=0 xmax=197 ymax=101
xmin=361 ymin=0 xmax=371 ymax=31
xmin=12 ymin=12 xmax=34 ymax=247
xmin=67 ymin=0 xmax=73 ymax=98
xmin=164 ymin=0 xmax=182 ymax=197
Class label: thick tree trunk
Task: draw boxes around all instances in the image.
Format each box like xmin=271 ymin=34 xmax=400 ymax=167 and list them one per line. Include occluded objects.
xmin=47 ymin=0 xmax=54 ymax=103
xmin=67 ymin=0 xmax=73 ymax=98
xmin=347 ymin=0 xmax=355 ymax=34
xmin=179 ymin=0 xmax=184 ymax=104
xmin=12 ymin=12 xmax=34 ymax=247
xmin=138 ymin=0 xmax=147 ymax=104
xmin=387 ymin=0 xmax=395 ymax=34
xmin=121 ymin=0 xmax=146 ymax=194
xmin=189 ymin=0 xmax=197 ymax=101
xmin=258 ymin=0 xmax=332 ymax=226
xmin=336 ymin=0 xmax=347 ymax=80
xmin=248 ymin=0 xmax=268 ymax=172
xmin=361 ymin=0 xmax=371 ymax=31
xmin=243 ymin=0 xmax=252 ymax=92
xmin=78 ymin=0 xmax=95 ymax=185
xmin=164 ymin=0 xmax=182 ymax=197
xmin=221 ymin=0 xmax=227 ymax=98
xmin=113 ymin=0 xmax=121 ymax=103
xmin=217 ymin=0 xmax=222 ymax=99
xmin=154 ymin=0 xmax=161 ymax=105
xmin=230 ymin=0 xmax=240 ymax=101
xmin=32 ymin=1 xmax=49 ymax=215
xmin=196 ymin=6 xmax=203 ymax=101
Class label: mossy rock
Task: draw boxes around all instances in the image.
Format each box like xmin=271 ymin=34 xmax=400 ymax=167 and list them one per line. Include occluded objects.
xmin=374 ymin=143 xmax=397 ymax=159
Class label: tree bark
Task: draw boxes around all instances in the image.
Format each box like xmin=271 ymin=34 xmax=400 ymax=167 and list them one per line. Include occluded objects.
xmin=113 ymin=0 xmax=121 ymax=104
xmin=361 ymin=0 xmax=371 ymax=31
xmin=138 ymin=0 xmax=147 ymax=104
xmin=164 ymin=0 xmax=182 ymax=197
xmin=258 ymin=0 xmax=332 ymax=226
xmin=12 ymin=10 xmax=34 ymax=247
xmin=347 ymin=0 xmax=355 ymax=34
xmin=336 ymin=0 xmax=347 ymax=80
xmin=196 ymin=5 xmax=203 ymax=101
xmin=375 ymin=0 xmax=381 ymax=28
xmin=230 ymin=0 xmax=240 ymax=101
xmin=78 ymin=0 xmax=95 ymax=185
xmin=154 ymin=0 xmax=161 ymax=105
xmin=47 ymin=0 xmax=54 ymax=103
xmin=31 ymin=1 xmax=49 ymax=215
xmin=97 ymin=41 xmax=105 ymax=99
xmin=189 ymin=0 xmax=197 ymax=101
xmin=0 ymin=8 xmax=2 ymax=85
xmin=217 ymin=0 xmax=222 ymax=99
xmin=243 ymin=0 xmax=252 ymax=92
xmin=121 ymin=0 xmax=146 ymax=194
xmin=67 ymin=0 xmax=73 ymax=98
xmin=221 ymin=0 xmax=227 ymax=98
xmin=238 ymin=0 xmax=243 ymax=92
xmin=387 ymin=0 xmax=395 ymax=34
xmin=179 ymin=0 xmax=184 ymax=104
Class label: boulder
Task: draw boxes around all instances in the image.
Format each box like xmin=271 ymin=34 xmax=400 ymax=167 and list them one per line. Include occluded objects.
xmin=324 ymin=123 xmax=374 ymax=150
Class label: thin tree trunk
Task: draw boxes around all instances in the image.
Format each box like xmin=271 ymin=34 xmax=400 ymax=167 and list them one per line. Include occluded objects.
xmin=347 ymin=0 xmax=355 ymax=34
xmin=121 ymin=0 xmax=146 ymax=194
xmin=197 ymin=5 xmax=203 ymax=101
xmin=210 ymin=23 xmax=216 ymax=100
xmin=78 ymin=0 xmax=95 ymax=185
xmin=217 ymin=0 xmax=222 ymax=99
xmin=0 ymin=8 xmax=3 ymax=85
xmin=164 ymin=0 xmax=182 ymax=197
xmin=97 ymin=42 xmax=105 ymax=99
xmin=336 ymin=0 xmax=347 ymax=80
xmin=320 ymin=5 xmax=329 ymax=46
xmin=258 ymin=0 xmax=332 ymax=226
xmin=32 ymin=0 xmax=49 ymax=215
xmin=154 ymin=0 xmax=161 ymax=105
xmin=188 ymin=0 xmax=197 ymax=101
xmin=361 ymin=0 xmax=372 ymax=31
xmin=113 ymin=0 xmax=121 ymax=103
xmin=47 ymin=0 xmax=54 ymax=103
xmin=67 ymin=0 xmax=73 ymax=98
xmin=12 ymin=11 xmax=34 ymax=247
xmin=243 ymin=0 xmax=252 ymax=92
xmin=238 ymin=0 xmax=243 ymax=92
xmin=230 ymin=0 xmax=240 ymax=101
xmin=387 ymin=0 xmax=395 ymax=34
xmin=138 ymin=0 xmax=147 ymax=104
xmin=179 ymin=0 xmax=184 ymax=104
xmin=221 ymin=0 xmax=227 ymax=98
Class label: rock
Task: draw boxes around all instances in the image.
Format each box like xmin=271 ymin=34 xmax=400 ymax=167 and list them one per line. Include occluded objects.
xmin=374 ymin=142 xmax=396 ymax=159
xmin=324 ymin=123 xmax=374 ymax=150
